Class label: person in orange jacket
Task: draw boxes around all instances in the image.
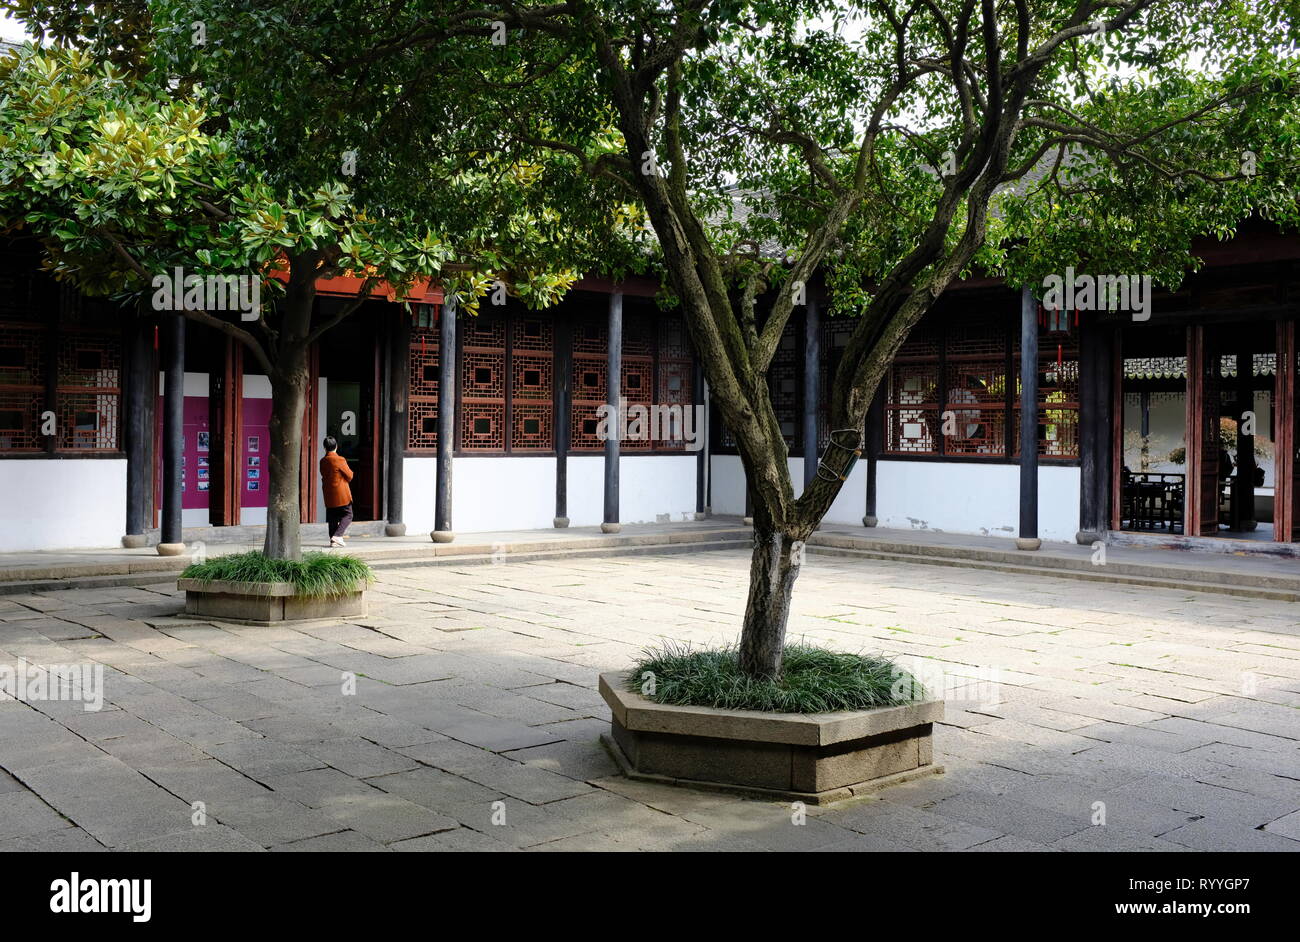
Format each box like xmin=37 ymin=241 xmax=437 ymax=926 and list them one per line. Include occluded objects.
xmin=320 ymin=436 xmax=354 ymax=548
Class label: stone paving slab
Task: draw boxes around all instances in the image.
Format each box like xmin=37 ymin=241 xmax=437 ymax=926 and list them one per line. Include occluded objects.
xmin=0 ymin=547 xmax=1297 ymax=851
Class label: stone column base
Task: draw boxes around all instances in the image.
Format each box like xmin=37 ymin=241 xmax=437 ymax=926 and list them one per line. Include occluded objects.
xmin=600 ymin=522 xmax=622 ymax=534
xmin=862 ymin=515 xmax=878 ymax=528
xmin=156 ymin=542 xmax=186 ymax=557
xmin=384 ymin=523 xmax=407 ymax=537
xmin=1015 ymin=537 xmax=1042 ymax=551
xmin=121 ymin=534 xmax=148 ymax=549
xmin=553 ymin=517 xmax=570 ymax=528
xmin=742 ymin=516 xmax=753 ymax=526
xmin=431 ymin=530 xmax=455 ymax=543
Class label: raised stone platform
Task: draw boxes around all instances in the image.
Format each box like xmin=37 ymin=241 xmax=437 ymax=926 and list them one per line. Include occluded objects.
xmin=179 ymin=578 xmax=366 ymax=625
xmin=599 ymin=672 xmax=944 ymax=804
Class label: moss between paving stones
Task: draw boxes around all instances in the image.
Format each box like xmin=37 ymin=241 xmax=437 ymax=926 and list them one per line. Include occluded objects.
xmin=627 ymin=642 xmax=927 ymax=714
xmin=181 ymin=550 xmax=373 ymax=597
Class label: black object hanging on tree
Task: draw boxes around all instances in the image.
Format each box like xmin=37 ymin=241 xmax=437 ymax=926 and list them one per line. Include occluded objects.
xmin=815 ymin=427 xmax=863 ymax=483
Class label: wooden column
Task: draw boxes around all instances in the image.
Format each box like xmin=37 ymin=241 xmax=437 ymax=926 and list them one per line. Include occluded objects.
xmin=298 ymin=343 xmax=320 ymax=524
xmin=554 ymin=316 xmax=571 ymax=527
xmin=385 ymin=311 xmax=410 ymax=536
xmin=863 ymin=389 xmax=883 ymax=526
xmin=602 ymin=292 xmax=622 ymax=533
xmin=432 ymin=297 xmax=456 ymax=541
xmin=157 ymin=312 xmax=185 ymax=555
xmin=1076 ymin=320 xmax=1113 ymax=544
xmin=1276 ymin=319 xmax=1296 ymax=542
xmin=695 ymin=359 xmax=706 ymax=515
xmin=802 ymin=299 xmax=820 ymax=491
xmin=122 ymin=302 xmax=156 ymax=547
xmin=208 ymin=336 xmax=242 ymax=528
xmin=1017 ymin=287 xmax=1040 ymax=550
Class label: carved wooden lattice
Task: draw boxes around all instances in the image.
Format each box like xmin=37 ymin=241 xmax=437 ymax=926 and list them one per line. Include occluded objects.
xmin=460 ymin=312 xmax=507 ymax=451
xmin=654 ymin=312 xmax=695 ymax=451
xmin=509 ymin=311 xmax=553 ymax=451
xmin=571 ymin=313 xmax=608 ymax=451
xmin=944 ymin=316 xmax=1009 ymax=457
xmin=885 ymin=324 xmax=942 ymax=455
xmin=407 ymin=326 xmax=439 ymax=451
xmin=56 ymin=330 xmax=121 ymax=451
xmin=1013 ymin=340 xmax=1081 ymax=459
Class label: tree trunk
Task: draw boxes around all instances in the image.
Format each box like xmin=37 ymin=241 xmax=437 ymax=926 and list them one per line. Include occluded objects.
xmin=264 ymin=361 xmax=308 ymax=560
xmin=738 ymin=522 xmax=805 ymax=679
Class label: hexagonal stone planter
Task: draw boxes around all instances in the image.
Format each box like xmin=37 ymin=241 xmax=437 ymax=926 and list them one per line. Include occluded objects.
xmin=178 ymin=578 xmax=366 ymax=626
xmin=599 ymin=672 xmax=943 ymax=804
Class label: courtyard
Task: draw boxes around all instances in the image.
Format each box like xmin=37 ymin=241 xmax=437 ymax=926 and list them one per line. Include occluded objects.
xmin=1 ymin=547 xmax=1297 ymax=852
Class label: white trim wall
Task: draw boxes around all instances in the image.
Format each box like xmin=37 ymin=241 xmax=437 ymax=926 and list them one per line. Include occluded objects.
xmin=876 ymin=460 xmax=1081 ymax=542
xmin=0 ymin=458 xmax=127 ymax=551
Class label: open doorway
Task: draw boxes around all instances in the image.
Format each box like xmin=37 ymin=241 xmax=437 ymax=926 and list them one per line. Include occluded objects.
xmin=1202 ymin=323 xmax=1277 ymax=540
xmin=1118 ymin=325 xmax=1187 ymax=534
xmin=318 ymin=301 xmax=383 ymax=522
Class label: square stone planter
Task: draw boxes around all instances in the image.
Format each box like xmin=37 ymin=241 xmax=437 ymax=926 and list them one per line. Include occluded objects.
xmin=599 ymin=672 xmax=943 ymax=804
xmin=178 ymin=578 xmax=366 ymax=626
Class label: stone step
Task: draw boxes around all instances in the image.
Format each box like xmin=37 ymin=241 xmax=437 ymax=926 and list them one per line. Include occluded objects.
xmin=805 ymin=543 xmax=1300 ymax=603
xmin=0 ymin=529 xmax=752 ymax=595
xmin=808 ymin=532 xmax=1300 ymax=592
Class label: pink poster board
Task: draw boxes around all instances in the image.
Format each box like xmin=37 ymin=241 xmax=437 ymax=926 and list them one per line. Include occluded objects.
xmin=240 ymin=398 xmax=271 ymax=509
xmin=155 ymin=394 xmax=273 ymax=513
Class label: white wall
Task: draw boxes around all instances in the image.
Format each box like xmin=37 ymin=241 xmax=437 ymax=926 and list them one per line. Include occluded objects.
xmin=0 ymin=459 xmax=127 ymax=551
xmin=876 ymin=460 xmax=1081 ymax=542
xmin=617 ymin=455 xmax=697 ymax=524
xmin=454 ymin=456 xmax=557 ymax=532
xmin=401 ymin=453 xmax=699 ymax=533
xmin=709 ymin=455 xmax=810 ymax=517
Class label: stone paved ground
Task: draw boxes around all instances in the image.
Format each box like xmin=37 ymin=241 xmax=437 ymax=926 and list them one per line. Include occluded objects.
xmin=1 ymin=548 xmax=1298 ymax=852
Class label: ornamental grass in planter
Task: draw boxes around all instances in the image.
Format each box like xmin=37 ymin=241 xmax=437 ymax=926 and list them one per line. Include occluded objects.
xmin=600 ymin=642 xmax=944 ymax=804
xmin=178 ymin=551 xmax=374 ymax=624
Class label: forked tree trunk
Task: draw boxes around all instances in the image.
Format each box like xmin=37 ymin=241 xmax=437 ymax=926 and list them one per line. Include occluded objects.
xmin=738 ymin=523 xmax=806 ymax=678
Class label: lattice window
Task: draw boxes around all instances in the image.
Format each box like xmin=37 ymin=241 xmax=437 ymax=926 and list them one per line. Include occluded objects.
xmin=885 ymin=362 xmax=941 ymax=454
xmin=508 ymin=310 xmax=554 ymax=451
xmin=0 ymin=390 xmax=44 ymax=452
xmin=459 ymin=312 xmax=507 ymax=452
xmin=884 ymin=324 xmax=943 ymax=455
xmin=945 ymin=318 xmax=1008 ymax=457
xmin=621 ymin=311 xmax=655 ymax=452
xmin=407 ymin=326 xmax=439 ymax=451
xmin=1013 ymin=340 xmax=1081 ymax=459
xmin=817 ymin=317 xmax=857 ymax=451
xmin=571 ymin=312 xmax=608 ymax=452
xmin=770 ymin=322 xmax=801 ymax=450
xmin=57 ymin=331 xmax=121 ymax=451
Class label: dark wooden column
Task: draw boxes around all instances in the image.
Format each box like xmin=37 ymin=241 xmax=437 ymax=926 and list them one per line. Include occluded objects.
xmin=602 ymin=292 xmax=623 ymax=533
xmin=157 ymin=312 xmax=186 ymax=555
xmin=1076 ymin=319 xmax=1113 ymax=544
xmin=122 ymin=303 xmax=156 ymax=547
xmin=554 ymin=316 xmax=571 ymax=527
xmin=802 ymin=299 xmax=820 ymax=491
xmin=1017 ymin=287 xmax=1041 ymax=550
xmin=298 ymin=343 xmax=320 ymax=523
xmin=863 ymin=389 xmax=883 ymax=526
xmin=695 ymin=358 xmax=706 ymax=516
xmin=385 ymin=311 xmax=410 ymax=536
xmin=1276 ymin=319 xmax=1296 ymax=542
xmin=208 ymin=336 xmax=243 ymax=529
xmin=433 ymin=296 xmax=457 ymax=541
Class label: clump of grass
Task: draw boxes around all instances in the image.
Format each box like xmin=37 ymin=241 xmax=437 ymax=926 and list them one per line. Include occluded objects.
xmin=627 ymin=641 xmax=925 ymax=714
xmin=181 ymin=551 xmax=373 ymax=597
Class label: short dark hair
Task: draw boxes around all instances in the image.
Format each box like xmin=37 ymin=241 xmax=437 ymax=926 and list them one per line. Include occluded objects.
xmin=323 ymin=436 xmax=338 ymax=452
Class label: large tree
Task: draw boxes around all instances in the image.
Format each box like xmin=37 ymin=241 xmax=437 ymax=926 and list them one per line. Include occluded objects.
xmin=392 ymin=0 xmax=1297 ymax=677
xmin=0 ymin=3 xmax=644 ymax=560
